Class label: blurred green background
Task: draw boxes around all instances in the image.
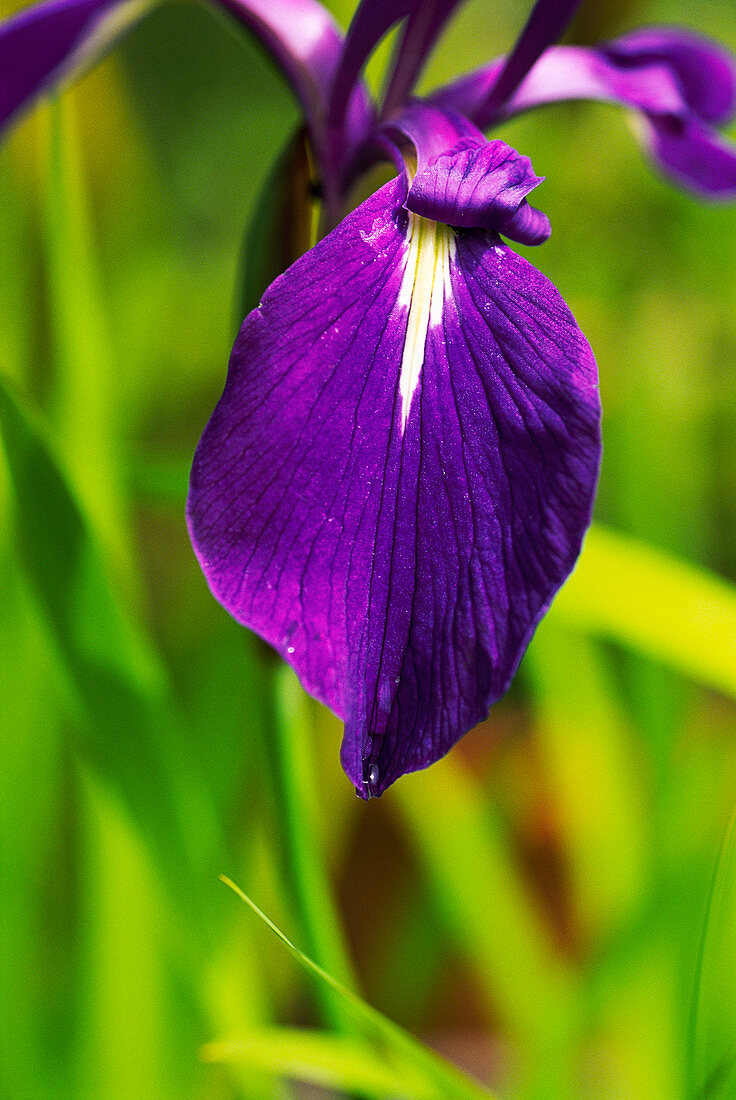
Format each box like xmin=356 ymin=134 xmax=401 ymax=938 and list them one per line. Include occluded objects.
xmin=1 ymin=0 xmax=736 ymax=1096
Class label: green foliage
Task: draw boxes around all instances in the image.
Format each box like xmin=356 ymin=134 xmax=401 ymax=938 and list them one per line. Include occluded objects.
xmin=215 ymin=878 xmax=497 ymax=1098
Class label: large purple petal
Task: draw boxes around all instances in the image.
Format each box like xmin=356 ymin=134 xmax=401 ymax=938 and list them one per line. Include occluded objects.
xmin=0 ymin=0 xmax=149 ymax=132
xmin=188 ymin=175 xmax=600 ymax=797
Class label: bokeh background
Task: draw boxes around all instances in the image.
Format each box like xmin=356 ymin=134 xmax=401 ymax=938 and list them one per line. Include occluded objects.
xmin=2 ymin=0 xmax=736 ymax=1096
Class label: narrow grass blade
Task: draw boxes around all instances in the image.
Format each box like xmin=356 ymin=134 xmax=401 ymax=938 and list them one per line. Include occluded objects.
xmin=0 ymin=557 xmax=66 ymax=1098
xmin=219 ymin=876 xmax=498 ymax=1100
xmin=690 ymin=813 xmax=736 ymax=1099
xmin=526 ymin=618 xmax=647 ymax=941
xmin=40 ymin=95 xmax=129 ymax=575
xmin=76 ymin=769 xmax=170 ymax=1100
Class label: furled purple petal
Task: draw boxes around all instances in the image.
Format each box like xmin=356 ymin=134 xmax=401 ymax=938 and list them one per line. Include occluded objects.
xmin=188 ymin=175 xmax=600 ymax=797
xmin=495 ymin=197 xmax=551 ymax=245
xmin=485 ymin=0 xmax=585 ymax=110
xmin=601 ymin=27 xmax=736 ymax=125
xmin=380 ymin=102 xmax=550 ymax=244
xmin=406 ymin=136 xmax=551 ymax=243
xmin=382 ymin=99 xmax=484 ymax=166
xmin=0 ymin=0 xmax=149 ymax=132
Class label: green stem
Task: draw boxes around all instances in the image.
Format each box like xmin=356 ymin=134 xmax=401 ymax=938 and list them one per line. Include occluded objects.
xmin=267 ymin=661 xmax=357 ymax=1032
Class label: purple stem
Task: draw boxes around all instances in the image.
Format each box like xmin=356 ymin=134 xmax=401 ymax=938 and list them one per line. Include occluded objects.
xmin=486 ymin=0 xmax=584 ymax=109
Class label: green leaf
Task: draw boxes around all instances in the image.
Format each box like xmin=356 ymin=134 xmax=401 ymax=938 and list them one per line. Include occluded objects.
xmin=219 ymin=877 xmax=498 ymax=1100
xmin=690 ymin=813 xmax=736 ymax=1099
xmin=236 ymin=126 xmax=314 ymax=324
xmin=203 ymin=1028 xmax=431 ymax=1099
xmin=0 ymin=374 xmax=224 ymax=911
xmin=553 ymin=524 xmax=736 ymax=700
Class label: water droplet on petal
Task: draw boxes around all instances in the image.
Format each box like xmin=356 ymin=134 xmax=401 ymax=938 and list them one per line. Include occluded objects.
xmin=368 ymin=764 xmax=380 ymax=787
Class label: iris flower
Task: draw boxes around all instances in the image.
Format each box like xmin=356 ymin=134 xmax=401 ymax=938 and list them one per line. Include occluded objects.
xmin=3 ymin=0 xmax=735 ymax=797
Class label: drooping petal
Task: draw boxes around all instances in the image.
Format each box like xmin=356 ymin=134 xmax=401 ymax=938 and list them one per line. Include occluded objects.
xmin=0 ymin=0 xmax=152 ymax=132
xmin=431 ymin=46 xmax=685 ymax=129
xmin=601 ymin=27 xmax=736 ymax=125
xmin=188 ymin=173 xmax=600 ymax=798
xmin=644 ymin=115 xmax=736 ymax=197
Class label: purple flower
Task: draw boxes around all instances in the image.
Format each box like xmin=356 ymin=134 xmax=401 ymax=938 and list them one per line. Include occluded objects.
xmin=3 ymin=0 xmax=735 ymax=797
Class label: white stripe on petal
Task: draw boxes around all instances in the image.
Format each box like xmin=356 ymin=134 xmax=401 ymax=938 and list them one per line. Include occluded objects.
xmin=397 ymin=214 xmax=454 ymax=433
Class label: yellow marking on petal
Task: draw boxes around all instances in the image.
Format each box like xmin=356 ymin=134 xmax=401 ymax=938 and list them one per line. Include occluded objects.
xmin=397 ymin=213 xmax=454 ymax=433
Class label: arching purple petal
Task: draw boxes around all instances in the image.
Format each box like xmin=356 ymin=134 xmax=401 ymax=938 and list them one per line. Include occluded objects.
xmin=217 ymin=0 xmax=344 ymax=114
xmin=432 ymin=47 xmax=685 ymax=130
xmin=432 ymin=39 xmax=736 ymax=199
xmin=328 ymin=0 xmax=461 ymax=134
xmin=485 ymin=0 xmax=584 ymax=110
xmin=188 ymin=175 xmax=600 ymax=798
xmin=406 ymin=137 xmax=550 ymax=243
xmin=216 ymin=0 xmax=372 ymax=178
xmin=601 ymin=27 xmax=736 ymax=125
xmin=382 ymin=100 xmax=484 ymax=166
xmin=0 ymin=0 xmax=150 ymax=132
xmin=0 ymin=0 xmax=373 ymax=197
